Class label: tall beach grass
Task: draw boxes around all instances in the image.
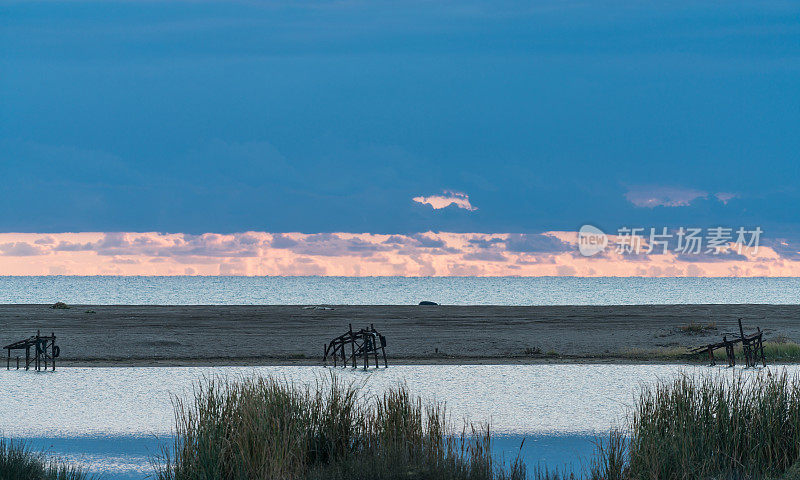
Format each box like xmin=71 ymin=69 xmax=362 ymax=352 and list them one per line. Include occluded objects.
xmin=587 ymin=371 xmax=800 ymax=480
xmin=0 ymin=439 xmax=90 ymax=480
xmin=621 ymin=341 xmax=800 ymax=363
xmin=156 ymin=374 xmax=525 ymax=480
xmin=713 ymin=342 xmax=800 ymax=363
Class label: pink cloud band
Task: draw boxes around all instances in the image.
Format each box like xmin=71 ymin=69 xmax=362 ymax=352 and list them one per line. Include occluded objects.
xmin=0 ymin=231 xmax=797 ymax=276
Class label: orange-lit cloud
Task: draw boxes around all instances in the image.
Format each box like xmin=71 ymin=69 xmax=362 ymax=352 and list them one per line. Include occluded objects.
xmin=0 ymin=231 xmax=799 ymax=276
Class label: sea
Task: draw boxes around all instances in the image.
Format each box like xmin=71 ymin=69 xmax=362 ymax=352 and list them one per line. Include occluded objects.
xmin=1 ymin=276 xmax=799 ymax=305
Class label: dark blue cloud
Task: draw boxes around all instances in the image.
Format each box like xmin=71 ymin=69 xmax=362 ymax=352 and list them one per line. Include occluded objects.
xmin=764 ymin=239 xmax=800 ymax=260
xmin=505 ymin=234 xmax=572 ymax=254
xmin=0 ymin=242 xmax=47 ymax=256
xmin=270 ymin=234 xmax=299 ymax=249
xmin=1 ymin=1 xmax=799 ymax=235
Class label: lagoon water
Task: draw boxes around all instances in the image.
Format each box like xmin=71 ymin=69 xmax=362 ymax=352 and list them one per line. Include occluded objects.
xmin=1 ymin=276 xmax=800 ymax=305
xmin=2 ymin=364 xmax=795 ymax=479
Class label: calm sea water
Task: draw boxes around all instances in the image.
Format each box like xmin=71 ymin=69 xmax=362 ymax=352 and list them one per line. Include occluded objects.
xmin=1 ymin=364 xmax=790 ymax=478
xmin=1 ymin=276 xmax=799 ymax=305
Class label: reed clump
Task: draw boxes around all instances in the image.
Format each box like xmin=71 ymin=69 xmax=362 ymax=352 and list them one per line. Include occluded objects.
xmin=679 ymin=322 xmax=717 ymax=334
xmin=0 ymin=439 xmax=90 ymax=480
xmin=588 ymin=371 xmax=800 ymax=480
xmin=621 ymin=342 xmax=800 ymax=363
xmin=156 ymin=375 xmax=525 ymax=480
xmin=712 ymin=342 xmax=800 ymax=362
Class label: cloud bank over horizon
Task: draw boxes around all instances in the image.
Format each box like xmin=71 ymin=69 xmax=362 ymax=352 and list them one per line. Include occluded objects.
xmin=1 ymin=231 xmax=798 ymax=277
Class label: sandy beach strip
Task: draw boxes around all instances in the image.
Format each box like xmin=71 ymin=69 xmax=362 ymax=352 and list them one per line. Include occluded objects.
xmin=0 ymin=304 xmax=797 ymax=366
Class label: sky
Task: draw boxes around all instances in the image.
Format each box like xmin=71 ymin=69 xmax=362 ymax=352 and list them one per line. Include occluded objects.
xmin=1 ymin=0 xmax=799 ymax=275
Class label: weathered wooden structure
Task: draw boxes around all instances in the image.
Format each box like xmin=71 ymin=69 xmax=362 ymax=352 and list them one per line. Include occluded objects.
xmin=324 ymin=324 xmax=387 ymax=369
xmin=691 ymin=318 xmax=765 ymax=368
xmin=4 ymin=330 xmax=59 ymax=371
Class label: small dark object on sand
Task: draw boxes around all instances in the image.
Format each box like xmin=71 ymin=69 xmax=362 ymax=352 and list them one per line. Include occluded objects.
xmin=418 ymin=301 xmax=438 ymax=305
xmin=51 ymin=302 xmax=70 ymax=309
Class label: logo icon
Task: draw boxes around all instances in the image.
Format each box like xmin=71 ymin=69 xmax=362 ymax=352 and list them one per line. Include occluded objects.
xmin=578 ymin=225 xmax=607 ymax=257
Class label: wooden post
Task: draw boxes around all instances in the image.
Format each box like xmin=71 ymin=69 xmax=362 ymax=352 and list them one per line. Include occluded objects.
xmin=364 ymin=336 xmax=369 ymax=370
xmin=25 ymin=346 xmax=29 ymax=371
xmin=16 ymin=357 xmax=19 ymax=370
xmin=727 ymin=337 xmax=735 ymax=367
xmin=350 ymin=324 xmax=356 ymax=368
xmin=372 ymin=334 xmax=379 ymax=368
xmin=37 ymin=330 xmax=42 ymax=371
xmin=51 ymin=333 xmax=56 ymax=371
xmin=738 ymin=319 xmax=751 ymax=368
xmin=5 ymin=349 xmax=8 ymax=370
xmin=368 ymin=325 xmax=376 ymax=367
xmin=722 ymin=336 xmax=729 ymax=367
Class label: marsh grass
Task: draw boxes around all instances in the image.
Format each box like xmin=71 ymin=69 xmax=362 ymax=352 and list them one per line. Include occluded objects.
xmin=0 ymin=439 xmax=90 ymax=480
xmin=154 ymin=370 xmax=800 ymax=480
xmin=621 ymin=342 xmax=800 ymax=363
xmin=712 ymin=342 xmax=800 ymax=362
xmin=526 ymin=372 xmax=800 ymax=480
xmin=589 ymin=372 xmax=800 ymax=480
xmin=619 ymin=347 xmax=690 ymax=360
xmin=156 ymin=374 xmax=525 ymax=480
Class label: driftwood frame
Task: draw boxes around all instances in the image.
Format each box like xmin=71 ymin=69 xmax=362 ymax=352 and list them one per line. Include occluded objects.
xmin=691 ymin=318 xmax=766 ymax=368
xmin=324 ymin=324 xmax=387 ymax=369
xmin=4 ymin=330 xmax=59 ymax=371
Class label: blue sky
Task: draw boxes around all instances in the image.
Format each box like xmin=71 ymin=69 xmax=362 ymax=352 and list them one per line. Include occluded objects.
xmin=2 ymin=0 xmax=799 ymax=237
